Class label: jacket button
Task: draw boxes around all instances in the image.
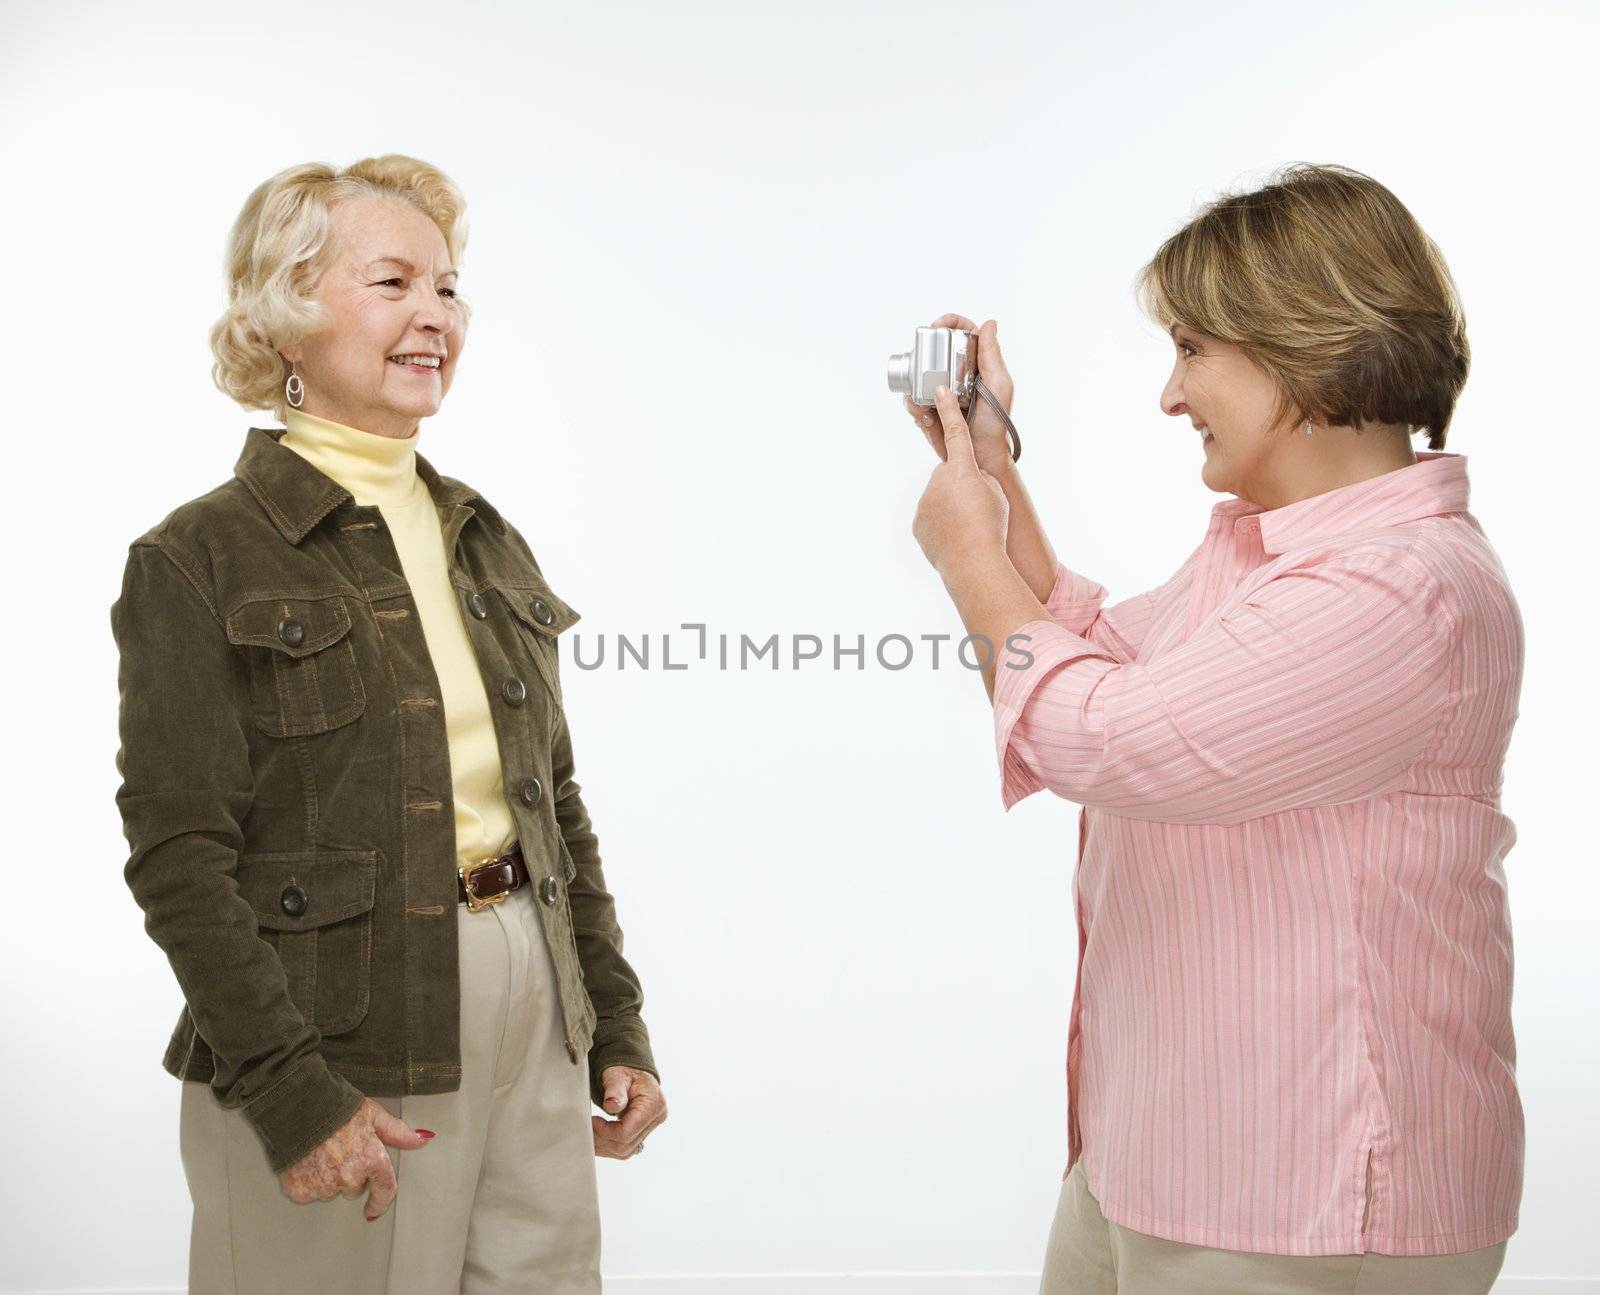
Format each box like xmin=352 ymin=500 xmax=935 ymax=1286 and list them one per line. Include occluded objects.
xmin=467 ymin=591 xmax=488 ymax=619
xmin=519 ymin=776 xmax=542 ymax=807
xmin=540 ymin=875 xmax=560 ymax=906
xmin=277 ymin=616 xmax=305 ymax=647
xmin=530 ymin=598 xmax=554 ymax=626
xmin=502 ymin=677 xmax=526 ymax=706
xmin=279 ymin=884 xmax=308 ymax=917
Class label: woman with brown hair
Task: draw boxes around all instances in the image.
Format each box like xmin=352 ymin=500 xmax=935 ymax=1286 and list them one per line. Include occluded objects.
xmin=111 ymin=154 xmax=666 ymax=1292
xmin=907 ymin=163 xmax=1521 ymax=1292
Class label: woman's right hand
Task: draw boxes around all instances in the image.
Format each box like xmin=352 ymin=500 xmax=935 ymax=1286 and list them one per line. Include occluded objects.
xmin=902 ymin=313 xmax=1017 ymax=479
xmin=278 ymin=1096 xmax=435 ymax=1220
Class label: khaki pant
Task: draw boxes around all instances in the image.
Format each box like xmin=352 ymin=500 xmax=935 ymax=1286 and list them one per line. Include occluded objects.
xmin=180 ymin=882 xmax=601 ymax=1294
xmin=1040 ymin=1159 xmax=1507 ymax=1294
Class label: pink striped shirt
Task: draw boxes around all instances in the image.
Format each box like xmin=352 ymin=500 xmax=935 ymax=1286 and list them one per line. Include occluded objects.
xmin=994 ymin=451 xmax=1523 ymax=1257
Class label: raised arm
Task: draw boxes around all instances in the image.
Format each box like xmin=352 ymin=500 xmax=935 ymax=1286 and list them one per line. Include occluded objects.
xmin=994 ymin=548 xmax=1455 ymax=824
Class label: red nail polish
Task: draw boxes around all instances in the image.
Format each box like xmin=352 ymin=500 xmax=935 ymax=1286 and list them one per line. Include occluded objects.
xmin=417 ymin=1129 xmax=436 ymax=1138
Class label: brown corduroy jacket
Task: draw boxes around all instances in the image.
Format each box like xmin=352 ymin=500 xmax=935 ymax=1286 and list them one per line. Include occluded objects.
xmin=110 ymin=425 xmax=657 ymax=1174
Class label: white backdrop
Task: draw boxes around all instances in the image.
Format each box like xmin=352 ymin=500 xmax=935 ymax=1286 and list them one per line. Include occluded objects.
xmin=3 ymin=1 xmax=1594 ymax=1291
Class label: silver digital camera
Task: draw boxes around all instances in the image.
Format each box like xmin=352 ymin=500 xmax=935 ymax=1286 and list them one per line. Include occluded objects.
xmin=886 ymin=326 xmax=977 ymax=407
xmin=886 ymin=324 xmax=1022 ymax=461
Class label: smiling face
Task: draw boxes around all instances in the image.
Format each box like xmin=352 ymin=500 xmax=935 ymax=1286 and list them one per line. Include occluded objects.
xmin=1160 ymin=323 xmax=1421 ymax=507
xmin=1160 ymin=323 xmax=1311 ymax=504
xmin=280 ymin=195 xmax=466 ymax=439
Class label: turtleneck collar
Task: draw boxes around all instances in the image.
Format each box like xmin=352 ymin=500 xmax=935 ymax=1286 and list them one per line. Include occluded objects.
xmin=280 ymin=407 xmax=424 ymax=508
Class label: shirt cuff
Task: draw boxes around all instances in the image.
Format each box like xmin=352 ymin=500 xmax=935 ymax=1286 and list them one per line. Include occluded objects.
xmin=1044 ymin=564 xmax=1109 ymax=638
xmin=993 ymin=617 xmax=1107 ymax=811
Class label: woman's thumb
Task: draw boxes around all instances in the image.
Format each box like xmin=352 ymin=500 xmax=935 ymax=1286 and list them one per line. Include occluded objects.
xmin=981 ymin=319 xmax=1007 ymax=373
xmin=372 ymin=1107 xmax=436 ymax=1149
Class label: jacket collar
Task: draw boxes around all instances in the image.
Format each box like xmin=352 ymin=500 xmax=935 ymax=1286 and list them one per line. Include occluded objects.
xmin=234 ymin=424 xmax=505 ymax=545
xmin=1211 ymin=450 xmax=1470 ymax=556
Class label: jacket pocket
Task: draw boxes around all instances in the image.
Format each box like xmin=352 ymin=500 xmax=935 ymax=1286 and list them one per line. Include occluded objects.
xmin=492 ymin=581 xmax=580 ymax=704
xmin=225 ymin=594 xmax=366 ymax=737
xmin=236 ymin=849 xmax=378 ymax=1035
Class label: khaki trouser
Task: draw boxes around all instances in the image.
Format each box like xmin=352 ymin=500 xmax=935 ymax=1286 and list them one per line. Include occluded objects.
xmin=1040 ymin=1159 xmax=1507 ymax=1294
xmin=180 ymin=881 xmax=601 ymax=1294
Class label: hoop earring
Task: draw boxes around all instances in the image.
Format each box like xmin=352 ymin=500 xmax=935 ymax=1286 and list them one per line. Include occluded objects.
xmin=286 ymin=364 xmax=305 ymax=410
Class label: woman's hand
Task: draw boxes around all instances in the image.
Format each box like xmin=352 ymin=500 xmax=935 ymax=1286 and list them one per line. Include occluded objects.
xmin=278 ymin=1096 xmax=435 ymax=1220
xmin=902 ymin=313 xmax=1016 ymax=478
xmin=913 ymin=384 xmax=1010 ymax=578
xmin=592 ymin=1065 xmax=667 ymax=1160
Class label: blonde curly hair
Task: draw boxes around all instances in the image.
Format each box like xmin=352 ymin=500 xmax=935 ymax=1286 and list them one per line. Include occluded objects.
xmin=1135 ymin=162 xmax=1468 ymax=451
xmin=208 ymin=154 xmax=471 ymax=423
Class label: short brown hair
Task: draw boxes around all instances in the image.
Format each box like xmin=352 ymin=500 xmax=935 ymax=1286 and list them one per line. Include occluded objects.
xmin=208 ymin=154 xmax=471 ymax=423
xmin=1135 ymin=163 xmax=1468 ymax=450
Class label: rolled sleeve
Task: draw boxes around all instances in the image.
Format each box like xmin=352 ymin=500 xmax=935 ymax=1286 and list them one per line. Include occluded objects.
xmin=993 ymin=551 xmax=1457 ymax=824
xmin=1043 ymin=563 xmax=1110 ymax=635
xmin=994 ymin=618 xmax=1118 ymax=810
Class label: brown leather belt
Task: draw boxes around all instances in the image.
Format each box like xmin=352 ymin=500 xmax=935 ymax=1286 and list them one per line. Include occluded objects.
xmin=458 ymin=842 xmax=529 ymax=911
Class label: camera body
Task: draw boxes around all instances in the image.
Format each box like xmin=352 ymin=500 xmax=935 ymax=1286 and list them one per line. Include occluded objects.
xmin=887 ymin=327 xmax=977 ymax=407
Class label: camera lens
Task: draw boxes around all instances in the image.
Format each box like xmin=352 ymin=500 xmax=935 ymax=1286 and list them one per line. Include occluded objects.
xmin=886 ymin=352 xmax=912 ymax=395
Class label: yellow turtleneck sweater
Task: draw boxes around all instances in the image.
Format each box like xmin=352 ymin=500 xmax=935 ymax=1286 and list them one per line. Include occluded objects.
xmin=280 ymin=407 xmax=515 ymax=872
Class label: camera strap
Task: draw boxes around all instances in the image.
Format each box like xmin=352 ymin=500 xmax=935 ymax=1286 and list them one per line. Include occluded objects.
xmin=971 ymin=377 xmax=1022 ymax=462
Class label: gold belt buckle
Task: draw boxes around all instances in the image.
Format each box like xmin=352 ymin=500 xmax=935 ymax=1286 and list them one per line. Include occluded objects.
xmin=460 ymin=857 xmax=510 ymax=913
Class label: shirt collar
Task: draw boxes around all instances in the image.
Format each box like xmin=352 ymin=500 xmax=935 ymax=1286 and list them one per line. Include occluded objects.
xmin=1211 ymin=451 xmax=1470 ymax=555
xmin=233 ymin=424 xmax=504 ymax=545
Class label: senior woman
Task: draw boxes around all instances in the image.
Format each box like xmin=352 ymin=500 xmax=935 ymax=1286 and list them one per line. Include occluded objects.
xmin=109 ymin=154 xmax=665 ymax=1293
xmin=908 ymin=163 xmax=1521 ymax=1294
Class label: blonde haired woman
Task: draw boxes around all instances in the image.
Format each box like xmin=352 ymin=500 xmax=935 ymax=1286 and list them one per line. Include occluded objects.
xmin=908 ymin=164 xmax=1521 ymax=1292
xmin=111 ymin=154 xmax=665 ymax=1292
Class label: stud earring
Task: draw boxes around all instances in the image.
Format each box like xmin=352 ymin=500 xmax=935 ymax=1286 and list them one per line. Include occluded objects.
xmin=286 ymin=363 xmax=305 ymax=410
